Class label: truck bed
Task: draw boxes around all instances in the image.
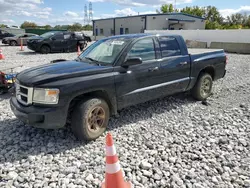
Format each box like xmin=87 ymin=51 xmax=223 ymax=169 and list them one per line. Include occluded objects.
xmin=188 ymin=48 xmax=224 ymax=55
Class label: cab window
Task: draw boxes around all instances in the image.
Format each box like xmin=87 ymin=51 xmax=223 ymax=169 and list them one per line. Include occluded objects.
xmin=127 ymin=38 xmax=156 ymax=62
xmin=159 ymin=37 xmax=181 ymax=57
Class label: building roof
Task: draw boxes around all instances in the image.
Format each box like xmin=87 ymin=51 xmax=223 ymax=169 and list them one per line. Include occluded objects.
xmin=93 ymin=12 xmax=206 ymax=22
xmin=168 ymin=18 xmax=195 ymax=22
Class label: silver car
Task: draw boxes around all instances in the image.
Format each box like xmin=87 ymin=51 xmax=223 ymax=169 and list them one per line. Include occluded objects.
xmin=2 ymin=33 xmax=38 ymax=46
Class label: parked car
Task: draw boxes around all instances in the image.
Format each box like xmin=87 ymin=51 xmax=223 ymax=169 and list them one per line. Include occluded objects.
xmin=10 ymin=34 xmax=227 ymax=141
xmin=0 ymin=29 xmax=15 ymax=39
xmin=2 ymin=33 xmax=38 ymax=46
xmin=27 ymin=31 xmax=87 ymax=54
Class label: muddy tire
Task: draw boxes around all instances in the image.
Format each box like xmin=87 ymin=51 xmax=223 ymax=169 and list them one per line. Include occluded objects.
xmin=71 ymin=98 xmax=110 ymax=141
xmin=191 ymin=73 xmax=213 ymax=101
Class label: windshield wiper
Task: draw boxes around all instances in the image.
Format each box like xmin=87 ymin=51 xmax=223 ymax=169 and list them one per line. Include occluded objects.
xmin=85 ymin=57 xmax=102 ymax=66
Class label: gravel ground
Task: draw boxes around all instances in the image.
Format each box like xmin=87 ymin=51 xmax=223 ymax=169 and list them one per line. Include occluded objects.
xmin=0 ymin=45 xmax=250 ymax=188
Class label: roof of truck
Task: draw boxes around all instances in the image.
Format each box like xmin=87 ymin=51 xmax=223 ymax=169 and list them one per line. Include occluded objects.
xmin=102 ymin=33 xmax=180 ymax=39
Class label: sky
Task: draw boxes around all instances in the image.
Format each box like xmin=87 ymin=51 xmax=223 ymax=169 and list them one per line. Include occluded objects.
xmin=0 ymin=0 xmax=250 ymax=26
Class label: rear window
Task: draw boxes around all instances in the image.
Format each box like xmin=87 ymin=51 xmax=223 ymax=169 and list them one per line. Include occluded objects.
xmin=159 ymin=37 xmax=181 ymax=57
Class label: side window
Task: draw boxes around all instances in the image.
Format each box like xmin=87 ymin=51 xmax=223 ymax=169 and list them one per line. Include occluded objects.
xmin=159 ymin=37 xmax=181 ymax=57
xmin=53 ymin=33 xmax=63 ymax=40
xmin=127 ymin=38 xmax=156 ymax=62
xmin=64 ymin=34 xmax=71 ymax=40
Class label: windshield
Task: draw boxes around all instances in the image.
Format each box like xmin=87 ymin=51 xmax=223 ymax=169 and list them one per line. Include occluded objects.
xmin=40 ymin=31 xmax=59 ymax=38
xmin=79 ymin=38 xmax=131 ymax=65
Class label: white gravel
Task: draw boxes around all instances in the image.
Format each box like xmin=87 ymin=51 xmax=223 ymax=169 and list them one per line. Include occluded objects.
xmin=0 ymin=45 xmax=250 ymax=188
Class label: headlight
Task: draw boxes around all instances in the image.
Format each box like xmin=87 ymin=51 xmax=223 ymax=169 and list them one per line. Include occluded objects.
xmin=33 ymin=88 xmax=60 ymax=104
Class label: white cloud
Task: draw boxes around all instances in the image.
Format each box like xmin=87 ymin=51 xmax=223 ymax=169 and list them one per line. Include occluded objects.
xmin=88 ymin=0 xmax=192 ymax=7
xmin=220 ymin=6 xmax=250 ymax=18
xmin=64 ymin=11 xmax=79 ymax=17
xmin=0 ymin=0 xmax=52 ymax=22
xmin=0 ymin=19 xmax=15 ymax=24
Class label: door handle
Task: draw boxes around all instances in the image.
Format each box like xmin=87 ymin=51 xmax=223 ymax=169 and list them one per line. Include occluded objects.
xmin=148 ymin=67 xmax=159 ymax=72
xmin=179 ymin=62 xmax=188 ymax=66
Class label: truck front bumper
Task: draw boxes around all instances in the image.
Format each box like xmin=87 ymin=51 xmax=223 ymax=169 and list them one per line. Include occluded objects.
xmin=10 ymin=97 xmax=67 ymax=129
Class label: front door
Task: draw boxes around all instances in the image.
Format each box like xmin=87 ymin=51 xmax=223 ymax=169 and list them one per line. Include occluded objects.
xmin=115 ymin=37 xmax=162 ymax=109
xmin=120 ymin=28 xmax=124 ymax=35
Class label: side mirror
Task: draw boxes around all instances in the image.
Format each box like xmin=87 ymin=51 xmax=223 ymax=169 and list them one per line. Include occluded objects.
xmin=51 ymin=37 xmax=56 ymax=40
xmin=122 ymin=57 xmax=142 ymax=67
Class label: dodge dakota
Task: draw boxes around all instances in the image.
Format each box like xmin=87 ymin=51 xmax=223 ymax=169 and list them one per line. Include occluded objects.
xmin=10 ymin=34 xmax=227 ymax=140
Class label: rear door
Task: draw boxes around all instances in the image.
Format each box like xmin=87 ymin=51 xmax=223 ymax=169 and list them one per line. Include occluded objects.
xmin=115 ymin=37 xmax=162 ymax=109
xmin=157 ymin=36 xmax=191 ymax=95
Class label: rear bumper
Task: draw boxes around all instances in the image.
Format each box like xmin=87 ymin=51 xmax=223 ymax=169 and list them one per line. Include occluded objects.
xmin=10 ymin=97 xmax=67 ymax=129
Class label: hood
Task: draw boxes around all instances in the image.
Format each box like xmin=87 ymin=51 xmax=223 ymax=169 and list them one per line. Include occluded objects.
xmin=17 ymin=60 xmax=111 ymax=86
xmin=27 ymin=36 xmax=44 ymax=42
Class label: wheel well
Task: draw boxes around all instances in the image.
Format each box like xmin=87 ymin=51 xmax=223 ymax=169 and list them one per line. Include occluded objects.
xmin=67 ymin=90 xmax=114 ymax=123
xmin=10 ymin=40 xmax=17 ymax=44
xmin=41 ymin=44 xmax=51 ymax=50
xmin=199 ymin=67 xmax=215 ymax=80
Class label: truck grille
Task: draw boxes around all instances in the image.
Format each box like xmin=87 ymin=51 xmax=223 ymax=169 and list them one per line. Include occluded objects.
xmin=16 ymin=81 xmax=33 ymax=106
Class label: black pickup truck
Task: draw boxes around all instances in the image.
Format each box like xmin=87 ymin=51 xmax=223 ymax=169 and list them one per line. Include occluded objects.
xmin=10 ymin=34 xmax=227 ymax=140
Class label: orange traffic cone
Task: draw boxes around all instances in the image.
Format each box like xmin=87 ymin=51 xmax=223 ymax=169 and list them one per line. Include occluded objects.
xmin=102 ymin=133 xmax=132 ymax=188
xmin=20 ymin=38 xmax=24 ymax=51
xmin=77 ymin=45 xmax=81 ymax=56
xmin=0 ymin=49 xmax=5 ymax=60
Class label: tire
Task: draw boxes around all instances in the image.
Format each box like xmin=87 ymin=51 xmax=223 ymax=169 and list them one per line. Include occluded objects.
xmin=71 ymin=98 xmax=110 ymax=141
xmin=191 ymin=73 xmax=213 ymax=101
xmin=40 ymin=45 xmax=51 ymax=54
xmin=10 ymin=40 xmax=17 ymax=46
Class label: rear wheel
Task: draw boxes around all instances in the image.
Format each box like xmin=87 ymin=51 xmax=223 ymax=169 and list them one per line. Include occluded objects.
xmin=71 ymin=98 xmax=110 ymax=141
xmin=10 ymin=41 xmax=17 ymax=46
xmin=191 ymin=73 xmax=213 ymax=101
xmin=40 ymin=45 xmax=51 ymax=54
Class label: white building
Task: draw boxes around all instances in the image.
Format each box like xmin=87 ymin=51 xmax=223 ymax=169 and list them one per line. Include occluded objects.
xmin=93 ymin=13 xmax=206 ymax=37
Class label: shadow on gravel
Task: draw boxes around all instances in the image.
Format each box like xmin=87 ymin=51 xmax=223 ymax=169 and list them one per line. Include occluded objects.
xmin=0 ymin=92 xmax=196 ymax=164
xmin=0 ymin=92 xmax=13 ymax=102
xmin=16 ymin=51 xmax=37 ymax=55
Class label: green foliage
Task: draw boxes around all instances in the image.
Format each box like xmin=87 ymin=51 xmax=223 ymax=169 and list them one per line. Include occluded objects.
xmin=157 ymin=3 xmax=250 ymax=30
xmin=157 ymin=4 xmax=175 ymax=13
xmin=20 ymin=21 xmax=37 ymax=29
xmin=0 ymin=24 xmax=7 ymax=28
xmin=82 ymin=24 xmax=93 ymax=31
xmin=19 ymin=21 xmax=93 ymax=31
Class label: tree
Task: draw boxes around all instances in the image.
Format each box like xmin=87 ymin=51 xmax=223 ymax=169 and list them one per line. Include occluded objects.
xmin=20 ymin=21 xmax=37 ymax=29
xmin=0 ymin=24 xmax=7 ymax=28
xmin=181 ymin=6 xmax=205 ymax=17
xmin=205 ymin=6 xmax=224 ymax=24
xmin=44 ymin=25 xmax=52 ymax=29
xmin=157 ymin=4 xmax=175 ymax=13
xmin=68 ymin=23 xmax=82 ymax=31
xmin=82 ymin=24 xmax=93 ymax=31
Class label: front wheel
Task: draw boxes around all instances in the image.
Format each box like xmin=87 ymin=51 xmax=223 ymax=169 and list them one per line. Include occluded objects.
xmin=40 ymin=45 xmax=51 ymax=54
xmin=71 ymin=98 xmax=110 ymax=141
xmin=191 ymin=73 xmax=213 ymax=101
xmin=10 ymin=40 xmax=17 ymax=46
